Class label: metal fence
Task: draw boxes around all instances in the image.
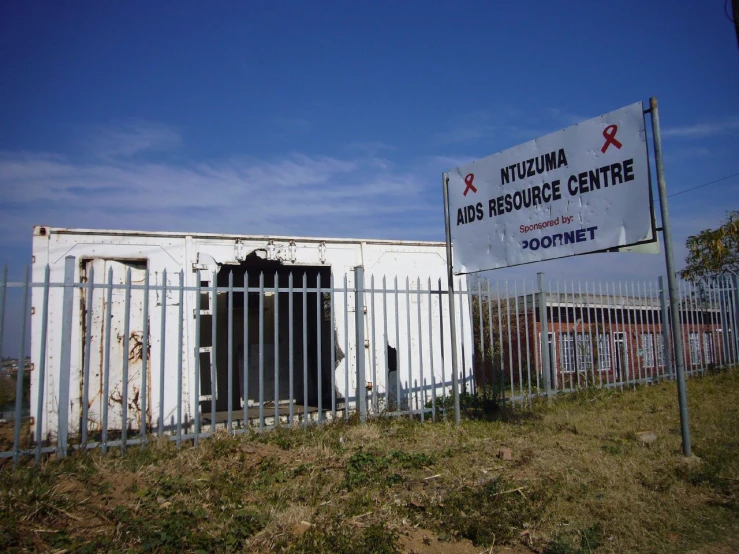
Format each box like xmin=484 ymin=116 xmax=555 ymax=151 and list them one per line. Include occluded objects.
xmin=0 ymin=261 xmax=737 ymax=466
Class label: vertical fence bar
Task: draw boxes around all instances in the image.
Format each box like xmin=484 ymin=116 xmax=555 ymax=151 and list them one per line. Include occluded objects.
xmin=428 ymin=278 xmax=436 ymax=421
xmin=641 ymin=281 xmax=650 ymax=382
xmin=227 ymin=271 xmax=234 ymax=434
xmin=646 ymin=280 xmax=657 ymax=379
xmin=709 ymin=279 xmax=721 ymax=368
xmin=158 ymin=269 xmax=167 ymax=437
xmin=344 ymin=274 xmax=350 ymax=420
xmin=683 ymin=280 xmax=693 ymax=374
xmin=276 ymin=271 xmax=281 ymax=426
xmin=562 ymin=281 xmax=578 ymax=391
xmin=289 ymin=272 xmax=294 ymax=425
xmin=383 ymin=276 xmax=389 ymax=411
xmin=610 ymin=281 xmax=620 ymax=390
xmin=330 ymin=274 xmax=336 ymax=420
xmin=316 ymin=273 xmax=322 ymax=422
xmin=597 ymin=281 xmax=606 ymax=389
xmin=618 ymin=281 xmax=627 ymax=390
xmin=604 ymin=282 xmax=614 ymax=389
xmin=652 ymin=280 xmax=664 ymax=379
xmin=632 ymin=282 xmax=642 ymax=385
xmin=54 ymin=259 xmax=73 ymax=460
xmin=724 ymin=277 xmax=734 ymax=365
xmin=243 ymin=270 xmax=250 ymax=428
xmin=34 ymin=266 xmax=51 ymax=464
xmin=658 ymin=275 xmax=675 ymax=379
xmin=523 ymin=280 xmax=532 ymax=401
xmin=303 ymin=272 xmax=309 ymax=424
xmin=417 ymin=278 xmax=425 ymax=421
xmin=140 ymin=269 xmax=149 ymax=445
xmin=395 ymin=277 xmax=401 ymax=412
xmin=405 ymin=277 xmax=413 ymax=412
xmin=486 ymin=281 xmax=495 ymax=396
xmin=80 ymin=266 xmax=93 ymax=450
xmin=555 ymin=280 xmax=564 ymax=393
xmin=102 ymin=267 xmax=113 ymax=453
xmin=176 ymin=271 xmax=184 ymax=446
xmin=531 ymin=282 xmax=541 ymax=395
xmin=641 ymin=281 xmax=651 ymax=381
xmin=731 ymin=274 xmax=739 ymax=364
xmin=688 ymin=279 xmax=697 ymax=374
xmin=725 ymin=276 xmax=734 ymax=365
xmin=503 ymin=281 xmax=513 ymax=401
xmin=689 ymin=280 xmax=698 ymax=374
xmin=477 ymin=279 xmax=486 ymax=394
xmin=677 ymin=279 xmax=687 ymax=374
xmin=356 ymin=267 xmax=366 ymax=422
xmin=438 ymin=279 xmax=446 ymax=410
xmin=371 ymin=275 xmax=378 ymax=414
xmin=514 ymin=282 xmax=523 ymax=405
xmin=623 ymin=281 xmax=632 ymax=386
xmin=723 ymin=277 xmax=734 ymax=366
xmin=576 ymin=281 xmax=584 ymax=388
xmin=121 ymin=268 xmax=132 ymax=454
xmin=593 ymin=281 xmax=603 ymax=389
xmin=728 ymin=276 xmax=738 ymax=365
xmin=210 ymin=270 xmax=218 ymax=434
xmin=497 ymin=281 xmax=505 ymax=406
xmin=259 ymin=272 xmax=265 ymax=429
xmin=458 ymin=280 xmax=467 ymax=396
xmin=582 ymin=281 xmax=593 ymax=387
xmin=194 ymin=279 xmax=201 ymax=446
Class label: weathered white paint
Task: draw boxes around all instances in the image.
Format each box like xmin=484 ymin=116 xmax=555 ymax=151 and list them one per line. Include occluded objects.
xmin=30 ymin=226 xmax=473 ymax=439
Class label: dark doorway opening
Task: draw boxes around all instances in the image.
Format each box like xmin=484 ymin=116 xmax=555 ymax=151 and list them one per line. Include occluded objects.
xmin=198 ymin=253 xmax=336 ymax=419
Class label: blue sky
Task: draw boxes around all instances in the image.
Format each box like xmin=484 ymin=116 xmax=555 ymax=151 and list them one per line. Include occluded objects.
xmin=0 ymin=0 xmax=738 ymax=286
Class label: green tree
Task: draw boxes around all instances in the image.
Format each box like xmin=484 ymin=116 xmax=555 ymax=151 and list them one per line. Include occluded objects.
xmin=680 ymin=211 xmax=739 ymax=282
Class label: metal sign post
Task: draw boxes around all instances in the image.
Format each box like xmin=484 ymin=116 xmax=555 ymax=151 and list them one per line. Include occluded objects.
xmin=649 ymin=96 xmax=692 ymax=457
xmin=442 ymin=173 xmax=462 ymax=426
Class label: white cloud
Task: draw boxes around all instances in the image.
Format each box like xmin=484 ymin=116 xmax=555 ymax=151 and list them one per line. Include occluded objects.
xmin=86 ymin=120 xmax=182 ymax=159
xmin=0 ymin=147 xmax=441 ymax=250
xmin=662 ymin=118 xmax=739 ymax=139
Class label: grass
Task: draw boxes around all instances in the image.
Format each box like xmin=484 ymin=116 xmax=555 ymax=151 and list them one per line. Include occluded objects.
xmin=1 ymin=368 xmax=739 ymax=553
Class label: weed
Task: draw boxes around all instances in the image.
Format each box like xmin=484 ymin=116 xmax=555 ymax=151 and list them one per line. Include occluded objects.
xmin=343 ymin=448 xmax=434 ymax=490
xmin=421 ymin=477 xmax=539 ymax=547
xmin=284 ymin=516 xmax=400 ymax=554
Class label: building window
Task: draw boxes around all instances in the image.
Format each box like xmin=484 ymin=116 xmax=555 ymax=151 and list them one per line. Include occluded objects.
xmin=688 ymin=333 xmax=701 ymax=366
xmin=641 ymin=333 xmax=655 ymax=368
xmin=703 ymin=332 xmax=713 ymax=364
xmin=597 ymin=333 xmax=611 ymax=371
xmin=656 ymin=334 xmax=665 ymax=367
xmin=575 ymin=333 xmax=593 ymax=371
xmin=559 ymin=333 xmax=575 ymax=373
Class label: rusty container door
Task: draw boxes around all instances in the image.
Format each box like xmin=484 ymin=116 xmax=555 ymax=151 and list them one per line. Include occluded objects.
xmin=82 ymin=259 xmax=149 ymax=436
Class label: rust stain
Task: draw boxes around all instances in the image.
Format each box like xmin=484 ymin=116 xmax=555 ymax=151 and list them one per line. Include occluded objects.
xmin=128 ymin=331 xmax=149 ymax=362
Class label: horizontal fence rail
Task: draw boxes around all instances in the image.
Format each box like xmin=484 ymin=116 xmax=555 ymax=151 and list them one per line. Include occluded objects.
xmin=0 ymin=260 xmax=737 ymax=466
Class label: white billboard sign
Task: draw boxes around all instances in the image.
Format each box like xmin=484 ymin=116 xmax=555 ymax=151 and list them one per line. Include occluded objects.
xmin=446 ymin=102 xmax=656 ymax=274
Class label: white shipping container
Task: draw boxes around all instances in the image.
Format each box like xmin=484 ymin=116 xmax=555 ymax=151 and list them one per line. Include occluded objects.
xmin=30 ymin=226 xmax=473 ymax=439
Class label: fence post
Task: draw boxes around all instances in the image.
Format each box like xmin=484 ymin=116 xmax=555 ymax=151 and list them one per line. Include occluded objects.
xmin=354 ymin=266 xmax=367 ymax=422
xmin=537 ymin=272 xmax=551 ymax=400
xmin=57 ymin=256 xmax=75 ymax=458
xmin=658 ymin=276 xmax=674 ymax=379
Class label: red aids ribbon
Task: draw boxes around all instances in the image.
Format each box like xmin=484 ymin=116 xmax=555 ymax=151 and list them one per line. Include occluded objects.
xmin=601 ymin=124 xmax=623 ymax=153
xmin=463 ymin=173 xmax=477 ymax=196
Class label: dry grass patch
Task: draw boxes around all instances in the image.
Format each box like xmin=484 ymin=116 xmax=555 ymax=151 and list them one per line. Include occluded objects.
xmin=1 ymin=369 xmax=738 ymax=553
